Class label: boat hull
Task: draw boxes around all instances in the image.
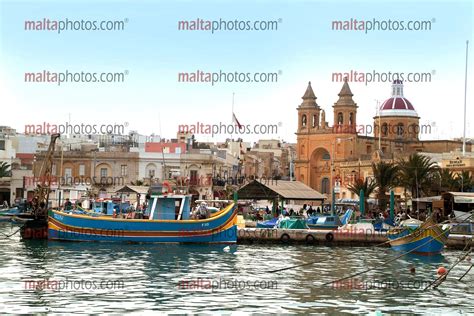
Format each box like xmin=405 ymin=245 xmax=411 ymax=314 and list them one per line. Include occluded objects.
xmin=388 ymin=218 xmax=449 ymax=255
xmin=48 ymin=203 xmax=238 ymax=243
xmin=390 ymin=234 xmax=446 ymax=254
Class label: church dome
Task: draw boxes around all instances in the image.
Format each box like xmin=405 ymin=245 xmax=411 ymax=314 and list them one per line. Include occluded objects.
xmin=379 ymin=80 xmax=418 ymax=117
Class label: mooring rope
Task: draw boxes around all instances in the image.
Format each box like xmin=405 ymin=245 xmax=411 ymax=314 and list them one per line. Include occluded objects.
xmin=458 ymin=263 xmax=473 ymax=281
xmin=0 ymin=228 xmax=21 ymax=239
xmin=424 ymin=245 xmax=472 ymax=290
xmin=267 ymin=215 xmax=472 ymax=274
xmin=321 ymin=216 xmax=473 ymax=286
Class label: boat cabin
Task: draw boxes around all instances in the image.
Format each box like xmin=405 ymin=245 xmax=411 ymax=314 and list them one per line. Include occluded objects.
xmin=93 ymin=199 xmax=131 ymax=215
xmin=146 ymin=194 xmax=192 ymax=220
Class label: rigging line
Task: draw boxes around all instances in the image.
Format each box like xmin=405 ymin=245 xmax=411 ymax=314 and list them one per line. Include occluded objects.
xmin=0 ymin=228 xmax=21 ymax=238
xmin=424 ymin=245 xmax=472 ymax=290
xmin=321 ymin=218 xmax=471 ymax=286
xmin=458 ymin=263 xmax=473 ymax=281
xmin=267 ymin=216 xmax=470 ymax=274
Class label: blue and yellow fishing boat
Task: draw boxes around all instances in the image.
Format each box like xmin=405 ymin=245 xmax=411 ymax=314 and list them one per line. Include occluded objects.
xmin=48 ymin=193 xmax=238 ymax=243
xmin=387 ymin=216 xmax=449 ymax=255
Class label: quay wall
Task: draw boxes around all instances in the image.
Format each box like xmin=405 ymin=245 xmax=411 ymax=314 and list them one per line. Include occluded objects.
xmin=237 ymin=228 xmax=472 ymax=250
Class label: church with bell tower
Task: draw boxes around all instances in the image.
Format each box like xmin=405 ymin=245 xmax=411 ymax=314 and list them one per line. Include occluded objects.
xmin=295 ymin=78 xmax=471 ymax=199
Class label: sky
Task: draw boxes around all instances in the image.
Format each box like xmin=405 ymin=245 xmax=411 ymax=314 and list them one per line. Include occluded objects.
xmin=0 ymin=0 xmax=472 ymax=144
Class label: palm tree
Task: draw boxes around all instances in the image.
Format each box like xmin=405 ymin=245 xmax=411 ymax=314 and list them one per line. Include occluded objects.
xmin=347 ymin=177 xmax=377 ymax=211
xmin=438 ymin=168 xmax=459 ymax=192
xmin=398 ymin=153 xmax=439 ymax=199
xmin=0 ymin=162 xmax=11 ymax=178
xmin=455 ymin=170 xmax=473 ymax=192
xmin=372 ymin=161 xmax=399 ymax=209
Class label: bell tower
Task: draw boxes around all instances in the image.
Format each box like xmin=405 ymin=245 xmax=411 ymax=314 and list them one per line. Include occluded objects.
xmin=333 ymin=77 xmax=358 ymax=134
xmin=297 ymin=81 xmax=321 ymax=133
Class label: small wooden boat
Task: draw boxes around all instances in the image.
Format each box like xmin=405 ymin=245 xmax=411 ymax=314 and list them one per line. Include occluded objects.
xmin=48 ymin=193 xmax=238 ymax=243
xmin=387 ymin=216 xmax=449 ymax=255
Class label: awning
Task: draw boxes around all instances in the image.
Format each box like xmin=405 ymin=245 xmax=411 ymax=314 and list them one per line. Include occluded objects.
xmin=446 ymin=192 xmax=474 ymax=204
xmin=454 ymin=196 xmax=474 ymax=204
xmin=115 ymin=185 xmax=150 ymax=195
xmin=237 ymin=180 xmax=325 ymax=201
xmin=412 ymin=196 xmax=442 ymax=203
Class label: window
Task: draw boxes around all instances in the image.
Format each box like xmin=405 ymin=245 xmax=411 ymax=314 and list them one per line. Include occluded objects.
xmin=337 ymin=113 xmax=343 ymax=125
xmin=190 ymin=170 xmax=198 ymax=185
xmin=312 ymin=115 xmax=317 ymax=128
xmin=396 ymin=123 xmax=404 ymax=137
xmin=0 ymin=140 xmax=5 ymax=150
xmin=321 ymin=178 xmax=330 ymax=194
xmin=64 ymin=168 xmax=72 ymax=185
xmin=322 ymin=153 xmax=330 ymax=160
xmin=51 ymin=163 xmax=57 ymax=176
xmin=349 ymin=113 xmax=353 ymax=125
xmin=302 ymin=114 xmax=307 ymax=127
xmin=100 ymin=168 xmax=108 ymax=178
xmin=382 ymin=123 xmax=388 ymax=136
xmin=121 ymin=165 xmax=128 ymax=176
xmin=366 ymin=145 xmax=372 ymax=154
xmin=175 ymin=147 xmax=181 ymax=154
xmin=79 ymin=164 xmax=85 ymax=176
xmin=148 ymin=169 xmax=155 ymax=178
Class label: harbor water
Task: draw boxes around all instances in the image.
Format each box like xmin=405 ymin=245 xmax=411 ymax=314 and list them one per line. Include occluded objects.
xmin=0 ymin=223 xmax=472 ymax=314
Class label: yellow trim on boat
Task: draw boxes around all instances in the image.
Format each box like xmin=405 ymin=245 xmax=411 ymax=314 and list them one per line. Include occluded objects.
xmin=50 ymin=203 xmax=235 ymax=223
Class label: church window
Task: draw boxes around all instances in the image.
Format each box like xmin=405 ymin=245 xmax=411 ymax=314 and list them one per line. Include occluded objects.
xmin=302 ymin=115 xmax=307 ymax=127
xmin=382 ymin=123 xmax=388 ymax=136
xmin=396 ymin=123 xmax=404 ymax=137
xmin=321 ymin=178 xmax=330 ymax=194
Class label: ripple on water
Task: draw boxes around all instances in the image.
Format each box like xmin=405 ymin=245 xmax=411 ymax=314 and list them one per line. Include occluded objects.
xmin=0 ymin=223 xmax=472 ymax=314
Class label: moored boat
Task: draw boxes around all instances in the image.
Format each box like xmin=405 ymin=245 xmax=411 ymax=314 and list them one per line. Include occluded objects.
xmin=387 ymin=216 xmax=449 ymax=255
xmin=48 ymin=193 xmax=238 ymax=243
xmin=307 ymin=209 xmax=353 ymax=230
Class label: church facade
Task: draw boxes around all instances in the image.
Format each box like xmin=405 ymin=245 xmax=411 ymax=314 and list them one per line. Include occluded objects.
xmin=294 ymin=79 xmax=472 ymax=199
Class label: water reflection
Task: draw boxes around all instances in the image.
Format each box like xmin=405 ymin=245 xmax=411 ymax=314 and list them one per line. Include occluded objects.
xmin=0 ymin=223 xmax=472 ymax=314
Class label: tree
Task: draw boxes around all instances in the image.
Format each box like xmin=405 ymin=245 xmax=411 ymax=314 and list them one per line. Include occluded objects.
xmin=456 ymin=170 xmax=473 ymax=192
xmin=437 ymin=168 xmax=459 ymax=192
xmin=398 ymin=153 xmax=439 ymax=199
xmin=372 ymin=161 xmax=399 ymax=209
xmin=0 ymin=162 xmax=11 ymax=178
xmin=347 ymin=177 xmax=377 ymax=211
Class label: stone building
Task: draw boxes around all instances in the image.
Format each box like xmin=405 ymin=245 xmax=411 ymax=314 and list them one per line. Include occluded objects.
xmin=33 ymin=146 xmax=139 ymax=205
xmin=295 ymin=79 xmax=472 ymax=199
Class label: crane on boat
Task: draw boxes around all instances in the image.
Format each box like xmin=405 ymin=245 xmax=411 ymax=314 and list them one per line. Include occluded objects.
xmin=20 ymin=133 xmax=60 ymax=239
xmin=32 ymin=133 xmax=61 ymax=218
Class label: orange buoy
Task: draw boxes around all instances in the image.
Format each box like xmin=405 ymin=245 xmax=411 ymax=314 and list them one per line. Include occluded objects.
xmin=437 ymin=266 xmax=447 ymax=275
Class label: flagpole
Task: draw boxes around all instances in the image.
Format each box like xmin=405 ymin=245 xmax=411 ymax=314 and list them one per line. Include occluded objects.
xmin=462 ymin=40 xmax=469 ymax=157
xmin=231 ymin=92 xmax=235 ymax=142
